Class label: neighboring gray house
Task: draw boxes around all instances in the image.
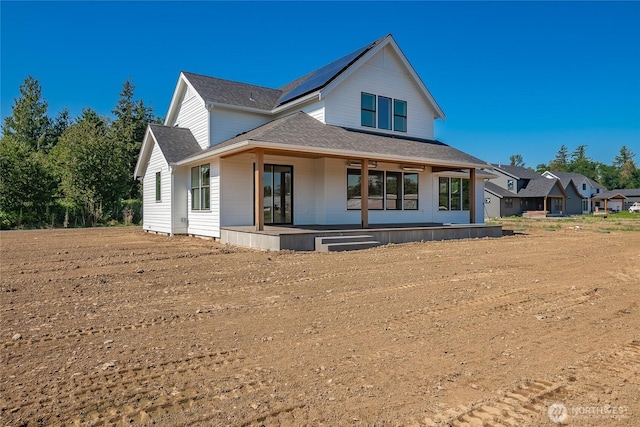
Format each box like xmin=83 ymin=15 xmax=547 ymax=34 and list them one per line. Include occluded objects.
xmin=541 ymin=171 xmax=606 ymax=213
xmin=484 ymin=164 xmax=570 ymax=218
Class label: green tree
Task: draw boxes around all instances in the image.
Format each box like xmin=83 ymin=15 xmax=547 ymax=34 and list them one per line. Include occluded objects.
xmin=109 ymin=79 xmax=154 ymax=199
xmin=548 ymin=145 xmax=569 ymax=171
xmin=568 ymin=145 xmax=598 ymax=180
xmin=535 ymin=163 xmax=549 ymax=174
xmin=613 ymin=145 xmax=638 ymax=189
xmin=2 ymin=76 xmax=51 ymax=151
xmin=52 ymin=110 xmax=129 ymax=225
xmin=509 ymin=154 xmax=525 ymax=167
xmin=0 ymin=135 xmax=56 ymax=227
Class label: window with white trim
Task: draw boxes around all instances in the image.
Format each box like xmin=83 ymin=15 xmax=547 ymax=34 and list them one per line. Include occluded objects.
xmin=361 ymin=93 xmax=407 ymax=132
xmin=191 ymin=164 xmax=210 ymax=210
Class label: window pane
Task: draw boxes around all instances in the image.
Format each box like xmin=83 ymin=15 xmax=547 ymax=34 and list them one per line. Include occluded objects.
xmin=201 ymin=164 xmax=210 ymax=186
xmin=386 ymin=172 xmax=401 ymax=210
xmin=368 ymin=170 xmax=384 ymax=210
xmin=361 ymin=92 xmax=376 ymax=110
xmin=378 ymin=97 xmax=391 ymax=130
xmin=347 ymin=169 xmax=361 ymax=210
xmin=202 ymin=185 xmax=210 ymax=209
xmin=361 ymin=110 xmax=375 ymax=128
xmin=192 ymin=188 xmax=200 ymax=210
xmin=191 ymin=167 xmax=199 ymax=189
xmin=394 ymin=99 xmax=406 ymax=116
xmin=264 ymin=167 xmax=273 ymax=223
xmin=155 ymin=172 xmax=161 ymax=201
xmin=462 ymin=179 xmax=470 ymax=210
xmin=439 ymin=177 xmax=449 ymax=210
xmin=394 ymin=100 xmax=407 ymax=132
xmin=451 ymin=178 xmax=461 ymax=210
xmin=403 ymin=173 xmax=418 ymax=210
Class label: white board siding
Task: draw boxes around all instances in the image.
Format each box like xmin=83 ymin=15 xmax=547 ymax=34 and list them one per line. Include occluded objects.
xmin=220 ymin=154 xmax=254 ymax=227
xmin=298 ymin=100 xmax=325 ymax=123
xmin=219 ymin=154 xmax=319 ymax=227
xmin=186 ymin=159 xmax=220 ymax=238
xmin=175 ymin=88 xmax=209 ymax=149
xmin=142 ymin=143 xmax=172 ymax=234
xmin=211 ymin=109 xmax=271 ymax=146
xmin=171 ymin=167 xmax=189 ymax=234
xmin=324 ymin=46 xmax=436 ymax=140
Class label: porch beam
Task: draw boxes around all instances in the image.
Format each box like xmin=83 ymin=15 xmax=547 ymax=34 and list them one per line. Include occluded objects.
xmin=361 ymin=158 xmax=369 ymax=228
xmin=604 ymin=198 xmax=608 ymax=213
xmin=254 ymin=149 xmax=264 ymax=231
xmin=469 ymin=168 xmax=476 ymax=223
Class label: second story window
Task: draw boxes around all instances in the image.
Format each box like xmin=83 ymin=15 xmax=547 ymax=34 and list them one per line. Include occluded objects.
xmin=507 ymin=179 xmax=514 ymax=190
xmin=378 ymin=96 xmax=392 ymax=130
xmin=361 ymin=93 xmax=407 ymax=132
xmin=361 ymin=93 xmax=376 ymax=128
xmin=394 ymin=99 xmax=407 ymax=132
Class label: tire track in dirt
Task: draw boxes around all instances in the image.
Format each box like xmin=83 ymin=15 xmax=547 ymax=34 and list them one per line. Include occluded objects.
xmin=2 ymin=348 xmax=247 ymax=425
xmin=416 ymin=339 xmax=640 ymax=426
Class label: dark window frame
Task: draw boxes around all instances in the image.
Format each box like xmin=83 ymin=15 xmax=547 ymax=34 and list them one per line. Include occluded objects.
xmin=393 ymin=99 xmax=407 ymax=132
xmin=347 ymin=168 xmax=419 ymax=211
xmin=155 ymin=171 xmax=161 ymax=202
xmin=361 ymin=92 xmax=376 ymax=128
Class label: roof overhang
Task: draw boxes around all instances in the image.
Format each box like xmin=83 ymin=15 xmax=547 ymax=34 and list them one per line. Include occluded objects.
xmin=175 ymin=139 xmax=488 ymax=170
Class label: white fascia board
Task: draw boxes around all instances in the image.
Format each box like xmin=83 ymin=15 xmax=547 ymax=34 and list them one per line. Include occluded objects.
xmin=134 ymin=126 xmax=154 ymax=178
xmin=206 ymin=101 xmax=273 ymax=115
xmin=271 ymin=92 xmax=321 ymax=114
xmin=174 ymin=139 xmax=488 ymax=170
xmin=165 ymin=73 xmax=206 ymax=126
xmin=319 ymin=35 xmax=446 ymax=121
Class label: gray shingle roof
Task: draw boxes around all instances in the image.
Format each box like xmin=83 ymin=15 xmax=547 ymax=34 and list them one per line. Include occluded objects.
xmin=546 ymin=171 xmax=606 ymax=190
xmin=484 ymin=182 xmax=514 ymax=198
xmin=182 ymin=72 xmax=282 ymax=111
xmin=591 ymin=189 xmax=639 ymax=200
xmin=181 ymin=36 xmax=388 ymax=111
xmin=492 ymin=164 xmax=542 ymax=180
xmin=188 ymin=112 xmax=488 ymax=167
xmin=149 ymin=124 xmax=202 ymax=164
xmin=517 ymin=178 xmax=562 ymax=198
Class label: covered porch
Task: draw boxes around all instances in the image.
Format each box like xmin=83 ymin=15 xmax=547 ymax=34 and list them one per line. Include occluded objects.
xmin=221 ymin=222 xmax=502 ymax=251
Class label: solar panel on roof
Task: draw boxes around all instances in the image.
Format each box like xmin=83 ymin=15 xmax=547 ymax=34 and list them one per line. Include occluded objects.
xmin=277 ymin=44 xmax=372 ymax=105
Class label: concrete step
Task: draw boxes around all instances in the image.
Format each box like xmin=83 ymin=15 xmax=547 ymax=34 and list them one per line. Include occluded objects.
xmin=315 ymin=235 xmax=381 ymax=252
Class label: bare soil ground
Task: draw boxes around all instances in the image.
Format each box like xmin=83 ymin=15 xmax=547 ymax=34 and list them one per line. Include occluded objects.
xmin=1 ymin=220 xmax=639 ymax=426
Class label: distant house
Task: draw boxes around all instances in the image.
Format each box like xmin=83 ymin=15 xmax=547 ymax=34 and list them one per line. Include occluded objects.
xmin=541 ymin=171 xmax=606 ymax=213
xmin=591 ymin=188 xmax=640 ymax=212
xmin=134 ymin=34 xmax=500 ymax=250
xmin=484 ymin=164 xmax=574 ymax=217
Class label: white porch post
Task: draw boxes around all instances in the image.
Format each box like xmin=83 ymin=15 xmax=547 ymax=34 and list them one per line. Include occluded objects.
xmin=255 ymin=149 xmax=264 ymax=231
xmin=361 ymin=159 xmax=368 ymax=228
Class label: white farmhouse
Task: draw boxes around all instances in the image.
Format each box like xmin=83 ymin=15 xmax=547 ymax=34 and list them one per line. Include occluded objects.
xmin=134 ymin=35 xmax=500 ymax=250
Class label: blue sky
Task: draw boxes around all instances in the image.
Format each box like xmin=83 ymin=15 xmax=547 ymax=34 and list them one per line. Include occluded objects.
xmin=2 ymin=1 xmax=639 ymax=168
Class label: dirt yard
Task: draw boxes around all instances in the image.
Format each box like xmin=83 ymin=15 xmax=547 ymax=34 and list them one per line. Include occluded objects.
xmin=1 ymin=220 xmax=639 ymax=426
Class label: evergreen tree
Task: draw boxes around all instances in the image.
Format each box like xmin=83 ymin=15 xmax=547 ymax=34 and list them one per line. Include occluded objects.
xmin=568 ymin=145 xmax=598 ymax=181
xmin=549 ymin=145 xmax=569 ymax=171
xmin=2 ymin=76 xmax=51 ymax=151
xmin=613 ymin=145 xmax=638 ymax=188
xmin=110 ymin=79 xmax=154 ymax=199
